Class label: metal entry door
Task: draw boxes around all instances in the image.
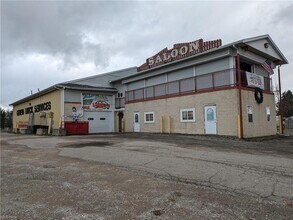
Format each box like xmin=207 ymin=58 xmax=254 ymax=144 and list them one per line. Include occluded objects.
xmin=133 ymin=112 xmax=140 ymax=132
xmin=204 ymin=106 xmax=217 ymax=134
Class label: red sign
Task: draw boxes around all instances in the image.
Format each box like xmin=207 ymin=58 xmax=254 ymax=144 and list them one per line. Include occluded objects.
xmin=17 ymin=121 xmax=28 ymax=129
xmin=138 ymin=38 xmax=222 ymax=72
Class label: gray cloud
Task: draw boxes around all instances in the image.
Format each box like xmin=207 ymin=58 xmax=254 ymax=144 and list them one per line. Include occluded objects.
xmin=273 ymin=4 xmax=293 ymax=25
xmin=2 ymin=1 xmax=141 ymax=68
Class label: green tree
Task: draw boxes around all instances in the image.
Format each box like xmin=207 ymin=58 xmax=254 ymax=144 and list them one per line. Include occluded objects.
xmin=0 ymin=107 xmax=13 ymax=129
xmin=0 ymin=107 xmax=6 ymax=129
xmin=5 ymin=110 xmax=13 ymax=128
xmin=277 ymin=90 xmax=293 ymax=117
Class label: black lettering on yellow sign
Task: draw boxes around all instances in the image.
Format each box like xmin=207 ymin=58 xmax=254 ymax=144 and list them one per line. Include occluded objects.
xmin=16 ymin=101 xmax=52 ymax=117
xmin=17 ymin=109 xmax=24 ymax=116
xmin=25 ymin=106 xmax=34 ymax=114
xmin=34 ymin=101 xmax=51 ymax=112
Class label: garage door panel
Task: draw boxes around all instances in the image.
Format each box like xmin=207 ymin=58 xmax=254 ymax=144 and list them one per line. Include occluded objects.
xmin=84 ymin=111 xmax=113 ymax=133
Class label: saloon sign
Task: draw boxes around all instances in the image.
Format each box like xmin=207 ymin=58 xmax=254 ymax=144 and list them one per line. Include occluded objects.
xmin=138 ymin=38 xmax=222 ymax=72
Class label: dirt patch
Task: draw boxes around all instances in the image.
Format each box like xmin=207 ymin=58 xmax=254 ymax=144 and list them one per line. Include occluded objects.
xmin=60 ymin=141 xmax=111 ymax=148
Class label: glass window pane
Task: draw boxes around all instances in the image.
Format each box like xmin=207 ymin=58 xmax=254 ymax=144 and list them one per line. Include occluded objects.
xmin=188 ymin=111 xmax=194 ymax=120
xmin=182 ymin=111 xmax=187 ymax=120
xmin=167 ymin=81 xmax=179 ymax=95
xmin=146 ymin=87 xmax=154 ymax=99
xmin=196 ymin=74 xmax=213 ymax=90
xmin=180 ymin=78 xmax=195 ymax=93
xmin=154 ymin=84 xmax=166 ymax=97
xmin=207 ymin=108 xmax=214 ymax=121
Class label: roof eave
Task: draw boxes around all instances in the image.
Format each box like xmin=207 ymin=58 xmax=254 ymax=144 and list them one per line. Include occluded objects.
xmin=64 ymin=87 xmax=117 ymax=92
xmin=241 ymin=34 xmax=289 ymax=64
xmin=9 ymin=85 xmax=58 ymax=106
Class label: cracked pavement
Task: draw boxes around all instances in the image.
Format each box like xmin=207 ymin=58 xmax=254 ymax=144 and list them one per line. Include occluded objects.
xmin=2 ymin=132 xmax=293 ymax=219
xmin=57 ymin=137 xmax=293 ymax=201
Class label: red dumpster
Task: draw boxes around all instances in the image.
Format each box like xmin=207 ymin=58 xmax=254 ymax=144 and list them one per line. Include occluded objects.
xmin=64 ymin=121 xmax=89 ymax=135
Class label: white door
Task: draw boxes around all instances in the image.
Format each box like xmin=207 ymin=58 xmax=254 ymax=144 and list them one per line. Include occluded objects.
xmin=204 ymin=106 xmax=217 ymax=134
xmin=133 ymin=112 xmax=140 ymax=132
xmin=84 ymin=111 xmax=113 ymax=133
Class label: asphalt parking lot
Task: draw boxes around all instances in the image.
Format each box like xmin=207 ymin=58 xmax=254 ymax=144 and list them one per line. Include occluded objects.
xmin=1 ymin=132 xmax=293 ymax=219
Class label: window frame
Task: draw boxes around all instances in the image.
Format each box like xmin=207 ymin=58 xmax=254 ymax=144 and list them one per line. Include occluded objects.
xmin=144 ymin=112 xmax=155 ymax=123
xmin=247 ymin=105 xmax=253 ymax=123
xmin=266 ymin=106 xmax=271 ymax=122
xmin=180 ymin=108 xmax=196 ymax=123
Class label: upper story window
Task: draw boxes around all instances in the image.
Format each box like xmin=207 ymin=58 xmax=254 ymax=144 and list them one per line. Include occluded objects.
xmin=117 ymin=92 xmax=123 ymax=98
xmin=240 ymin=61 xmax=252 ymax=72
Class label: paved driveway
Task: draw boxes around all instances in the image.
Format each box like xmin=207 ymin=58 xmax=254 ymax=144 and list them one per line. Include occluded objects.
xmin=58 ymin=134 xmax=293 ymax=201
xmin=8 ymin=133 xmax=293 ymax=201
xmin=2 ymin=132 xmax=293 ymax=219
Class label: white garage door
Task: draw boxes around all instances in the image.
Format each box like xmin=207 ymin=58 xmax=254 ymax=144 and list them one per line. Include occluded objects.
xmin=84 ymin=111 xmax=113 ymax=133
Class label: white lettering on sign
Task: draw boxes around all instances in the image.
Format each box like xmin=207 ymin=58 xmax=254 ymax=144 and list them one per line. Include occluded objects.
xmin=189 ymin=42 xmax=199 ymax=52
xmin=246 ymin=72 xmax=264 ymax=90
xmin=148 ymin=57 xmax=154 ymax=66
xmin=170 ymin=49 xmax=178 ymax=58
xmin=162 ymin=53 xmax=171 ymax=62
xmin=147 ymin=40 xmax=201 ymax=66
xmin=138 ymin=38 xmax=222 ymax=72
xmin=155 ymin=55 xmax=162 ymax=63
xmin=179 ymin=45 xmax=188 ymax=55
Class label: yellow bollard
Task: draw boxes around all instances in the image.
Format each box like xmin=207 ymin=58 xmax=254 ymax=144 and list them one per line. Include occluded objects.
xmin=168 ymin=116 xmax=171 ymax=134
xmin=122 ymin=118 xmax=124 ymax=132
xmin=59 ymin=117 xmax=62 ymax=129
xmin=237 ymin=115 xmax=241 ymax=139
xmin=279 ymin=115 xmax=282 ymax=134
xmin=160 ymin=116 xmax=163 ymax=133
xmin=48 ymin=118 xmax=52 ymax=134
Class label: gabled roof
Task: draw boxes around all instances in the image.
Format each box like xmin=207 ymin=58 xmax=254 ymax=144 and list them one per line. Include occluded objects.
xmin=64 ymin=66 xmax=137 ymax=85
xmin=10 ymin=67 xmax=137 ymax=106
xmin=57 ymin=83 xmax=117 ymax=92
xmin=10 ymin=85 xmax=58 ymax=106
xmin=111 ymin=34 xmax=288 ymax=83
xmin=226 ymin=34 xmax=288 ymax=65
xmin=10 ymin=83 xmax=118 ymax=106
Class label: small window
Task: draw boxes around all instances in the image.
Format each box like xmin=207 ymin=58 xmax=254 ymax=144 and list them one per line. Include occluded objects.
xmin=180 ymin=108 xmax=195 ymax=122
xmin=266 ymin=107 xmax=271 ymax=122
xmin=134 ymin=113 xmax=139 ymax=123
xmin=144 ymin=112 xmax=155 ymax=123
xmin=248 ymin=106 xmax=253 ymax=123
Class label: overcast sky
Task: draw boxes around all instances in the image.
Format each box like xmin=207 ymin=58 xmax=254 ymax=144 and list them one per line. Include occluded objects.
xmin=1 ymin=0 xmax=293 ymax=109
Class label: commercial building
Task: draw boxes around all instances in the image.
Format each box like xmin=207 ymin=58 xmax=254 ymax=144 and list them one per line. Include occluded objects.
xmin=10 ymin=67 xmax=137 ymax=134
xmin=10 ymin=35 xmax=288 ymax=138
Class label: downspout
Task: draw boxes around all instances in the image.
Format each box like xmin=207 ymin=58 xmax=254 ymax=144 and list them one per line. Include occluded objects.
xmin=233 ymin=45 xmax=244 ymax=139
xmin=54 ymin=85 xmax=65 ymax=128
xmin=278 ymin=65 xmax=284 ymax=134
